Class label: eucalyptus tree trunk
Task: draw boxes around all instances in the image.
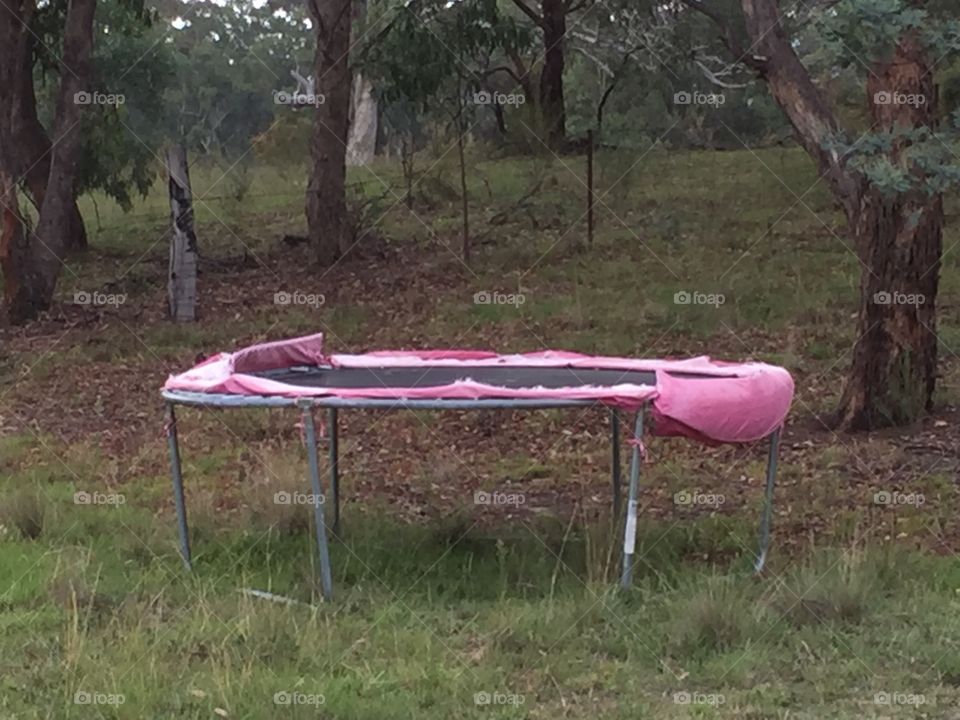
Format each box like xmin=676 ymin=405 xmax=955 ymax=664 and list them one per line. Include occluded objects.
xmin=306 ymin=0 xmax=353 ymax=266
xmin=539 ymin=0 xmax=567 ymax=147
xmin=510 ymin=0 xmax=568 ymax=148
xmin=16 ymin=29 xmax=87 ymax=252
xmin=0 ymin=0 xmax=96 ymax=323
xmin=0 ymin=0 xmax=29 ymax=315
xmin=835 ymin=31 xmax=942 ymax=429
xmin=685 ymin=0 xmax=944 ymax=429
xmin=0 ymin=170 xmax=29 ymax=313
xmin=166 ymin=144 xmax=198 ymax=322
xmin=346 ymin=74 xmax=377 ymax=166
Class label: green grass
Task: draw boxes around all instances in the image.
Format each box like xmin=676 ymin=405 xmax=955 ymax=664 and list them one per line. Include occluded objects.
xmin=2 ymin=479 xmax=959 ymax=719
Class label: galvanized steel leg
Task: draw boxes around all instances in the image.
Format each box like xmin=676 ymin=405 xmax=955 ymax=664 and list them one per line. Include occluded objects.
xmin=301 ymin=402 xmax=333 ymax=600
xmin=328 ymin=407 xmax=340 ymax=536
xmin=610 ymin=408 xmax=622 ymax=520
xmin=165 ymin=403 xmax=192 ymax=571
xmin=620 ymin=406 xmax=646 ymax=590
xmin=754 ymin=428 xmax=781 ymax=573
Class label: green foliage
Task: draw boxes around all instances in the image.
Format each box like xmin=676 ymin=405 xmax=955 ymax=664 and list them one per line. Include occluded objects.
xmin=807 ymin=1 xmax=960 ymax=198
xmin=818 ymin=0 xmax=928 ymax=64
xmin=75 ymin=1 xmax=176 ymax=208
xmin=824 ymin=124 xmax=960 ymax=197
xmin=368 ymin=0 xmax=532 ymax=116
xmin=817 ymin=0 xmax=960 ymax=65
xmin=163 ymin=0 xmax=313 ymax=158
xmin=29 ymin=0 xmax=175 ymax=209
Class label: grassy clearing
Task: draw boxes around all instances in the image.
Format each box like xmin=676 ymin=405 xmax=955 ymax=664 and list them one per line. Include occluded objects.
xmin=4 ymin=145 xmax=960 ymax=717
xmin=3 ymin=471 xmax=960 ymax=719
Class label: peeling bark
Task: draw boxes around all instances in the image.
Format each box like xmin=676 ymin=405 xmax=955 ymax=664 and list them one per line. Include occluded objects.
xmin=166 ymin=144 xmax=198 ymax=322
xmin=346 ymin=73 xmax=378 ymax=166
xmin=835 ymin=30 xmax=942 ymax=429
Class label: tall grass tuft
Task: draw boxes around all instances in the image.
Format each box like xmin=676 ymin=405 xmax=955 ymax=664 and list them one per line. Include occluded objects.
xmin=1 ymin=486 xmax=47 ymax=539
xmin=774 ymin=546 xmax=878 ymax=627
xmin=666 ymin=576 xmax=759 ymax=659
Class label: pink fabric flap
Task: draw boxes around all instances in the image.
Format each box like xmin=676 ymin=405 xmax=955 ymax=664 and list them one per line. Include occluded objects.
xmin=232 ymin=332 xmax=328 ymax=374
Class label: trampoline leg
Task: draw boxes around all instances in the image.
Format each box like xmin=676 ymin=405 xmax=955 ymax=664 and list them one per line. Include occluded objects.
xmin=165 ymin=403 xmax=192 ymax=571
xmin=328 ymin=407 xmax=340 ymax=537
xmin=301 ymin=403 xmax=334 ymax=600
xmin=620 ymin=406 xmax=646 ymax=590
xmin=610 ymin=408 xmax=622 ymax=520
xmin=754 ymin=428 xmax=781 ymax=573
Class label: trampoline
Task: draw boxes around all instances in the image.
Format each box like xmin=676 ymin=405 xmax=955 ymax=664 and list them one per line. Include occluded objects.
xmin=162 ymin=333 xmax=794 ymax=599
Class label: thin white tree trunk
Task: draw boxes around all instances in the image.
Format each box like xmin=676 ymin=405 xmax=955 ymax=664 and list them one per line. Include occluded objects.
xmin=346 ymin=73 xmax=377 ymax=166
xmin=166 ymin=144 xmax=198 ymax=322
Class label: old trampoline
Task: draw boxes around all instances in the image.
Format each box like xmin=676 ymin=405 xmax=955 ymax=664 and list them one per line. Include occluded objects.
xmin=162 ymin=333 xmax=795 ymax=599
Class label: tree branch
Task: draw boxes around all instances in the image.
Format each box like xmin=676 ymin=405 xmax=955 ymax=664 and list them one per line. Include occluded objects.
xmin=510 ymin=0 xmax=542 ymax=27
xmin=481 ymin=65 xmax=523 ymax=85
xmin=678 ymin=0 xmax=766 ymax=71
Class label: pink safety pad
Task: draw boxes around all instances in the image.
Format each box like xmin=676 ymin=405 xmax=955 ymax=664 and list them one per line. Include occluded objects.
xmin=164 ymin=332 xmax=794 ymax=444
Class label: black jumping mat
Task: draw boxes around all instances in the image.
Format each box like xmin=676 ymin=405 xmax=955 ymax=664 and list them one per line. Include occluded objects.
xmin=248 ymin=365 xmax=717 ymax=390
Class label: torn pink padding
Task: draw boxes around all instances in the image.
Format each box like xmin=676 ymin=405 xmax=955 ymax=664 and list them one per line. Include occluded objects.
xmin=231 ymin=331 xmax=329 ymax=373
xmin=164 ymin=333 xmax=794 ymax=444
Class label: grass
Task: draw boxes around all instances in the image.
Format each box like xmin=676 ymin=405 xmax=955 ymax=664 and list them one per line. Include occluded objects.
xmin=3 ymin=472 xmax=960 ymax=720
xmin=4 ymin=143 xmax=960 ymax=717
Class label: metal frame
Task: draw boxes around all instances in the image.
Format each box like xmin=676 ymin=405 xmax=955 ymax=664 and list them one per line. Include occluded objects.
xmin=620 ymin=407 xmax=645 ymax=589
xmin=754 ymin=427 xmax=780 ymax=573
xmin=162 ymin=388 xmax=782 ymax=599
xmin=300 ymin=402 xmax=333 ymax=599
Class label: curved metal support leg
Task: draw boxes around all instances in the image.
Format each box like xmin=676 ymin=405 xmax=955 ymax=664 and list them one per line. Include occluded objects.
xmin=610 ymin=408 xmax=622 ymax=520
xmin=165 ymin=403 xmax=192 ymax=571
xmin=754 ymin=428 xmax=781 ymax=573
xmin=301 ymin=402 xmax=333 ymax=600
xmin=328 ymin=407 xmax=340 ymax=537
xmin=620 ymin=406 xmax=646 ymax=590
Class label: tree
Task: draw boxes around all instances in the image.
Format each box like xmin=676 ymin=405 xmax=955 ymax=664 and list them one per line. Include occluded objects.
xmin=7 ymin=0 xmax=96 ymax=255
xmin=74 ymin=0 xmax=174 ymax=211
xmin=369 ymin=0 xmax=531 ymax=262
xmin=681 ymin=0 xmax=959 ymax=429
xmin=0 ymin=0 xmax=97 ymax=323
xmin=305 ymin=0 xmax=353 ymax=266
xmin=162 ymin=0 xmax=311 ymax=160
xmin=510 ymin=0 xmax=591 ymax=147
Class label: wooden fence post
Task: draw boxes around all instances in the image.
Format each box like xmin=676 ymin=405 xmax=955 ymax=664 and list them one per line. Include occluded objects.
xmin=586 ymin=128 xmax=594 ymax=247
xmin=166 ymin=144 xmax=198 ymax=322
